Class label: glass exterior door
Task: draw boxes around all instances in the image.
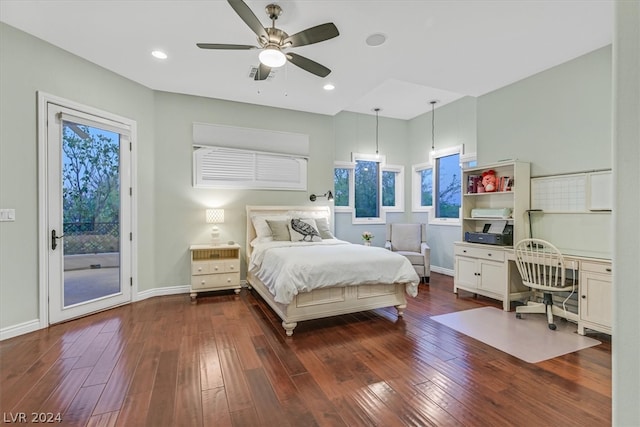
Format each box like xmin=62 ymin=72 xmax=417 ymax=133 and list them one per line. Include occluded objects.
xmin=47 ymin=105 xmax=131 ymax=323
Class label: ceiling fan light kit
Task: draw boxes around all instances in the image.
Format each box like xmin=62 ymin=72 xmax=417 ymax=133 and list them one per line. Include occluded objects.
xmin=197 ymin=0 xmax=339 ymax=80
xmin=259 ymin=46 xmax=286 ymax=68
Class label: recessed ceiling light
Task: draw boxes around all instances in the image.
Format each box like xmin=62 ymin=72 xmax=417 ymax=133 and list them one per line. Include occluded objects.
xmin=151 ymin=50 xmax=168 ymax=59
xmin=323 ymin=83 xmax=335 ymax=91
xmin=365 ymin=33 xmax=387 ymax=47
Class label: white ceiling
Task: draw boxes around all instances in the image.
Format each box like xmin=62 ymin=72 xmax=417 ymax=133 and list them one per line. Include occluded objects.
xmin=0 ymin=0 xmax=613 ymax=120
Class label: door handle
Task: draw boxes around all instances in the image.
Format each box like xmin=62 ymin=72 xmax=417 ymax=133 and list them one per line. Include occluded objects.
xmin=51 ymin=229 xmax=64 ymax=250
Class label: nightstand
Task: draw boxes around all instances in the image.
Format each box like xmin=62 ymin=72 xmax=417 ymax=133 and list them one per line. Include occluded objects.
xmin=189 ymin=243 xmax=241 ymax=303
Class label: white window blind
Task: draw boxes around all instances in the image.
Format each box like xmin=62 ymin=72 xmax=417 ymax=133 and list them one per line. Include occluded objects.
xmin=193 ymin=146 xmax=307 ymax=190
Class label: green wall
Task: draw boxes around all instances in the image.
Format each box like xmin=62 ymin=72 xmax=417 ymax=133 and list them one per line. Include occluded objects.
xmin=151 ymin=91 xmax=335 ymax=287
xmin=0 ymin=23 xmax=156 ymax=328
xmin=478 ymin=46 xmax=612 ymax=174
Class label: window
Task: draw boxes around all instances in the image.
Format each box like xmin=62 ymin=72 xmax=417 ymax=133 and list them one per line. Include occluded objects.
xmin=193 ymin=146 xmax=307 ymax=190
xmin=412 ymin=163 xmax=433 ymax=212
xmin=334 ymin=166 xmax=351 ymax=208
xmin=333 ymin=154 xmax=404 ymax=223
xmin=412 ymin=146 xmax=466 ymax=224
xmin=434 ymin=151 xmax=461 ymax=220
xmin=354 ymin=158 xmax=380 ymax=219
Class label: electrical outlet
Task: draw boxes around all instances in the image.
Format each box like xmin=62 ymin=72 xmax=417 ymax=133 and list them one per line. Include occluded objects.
xmin=0 ymin=209 xmax=16 ymax=221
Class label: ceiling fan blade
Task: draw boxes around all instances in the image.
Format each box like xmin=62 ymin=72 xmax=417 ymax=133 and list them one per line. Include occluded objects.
xmin=254 ymin=63 xmax=271 ymax=81
xmin=287 ymin=53 xmax=331 ymax=78
xmin=227 ymin=0 xmax=268 ymax=41
xmin=197 ymin=43 xmax=257 ymax=50
xmin=283 ymin=23 xmax=339 ymax=48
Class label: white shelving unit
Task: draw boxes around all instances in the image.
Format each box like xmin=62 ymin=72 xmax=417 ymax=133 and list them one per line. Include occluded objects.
xmin=454 ymin=161 xmax=531 ymax=310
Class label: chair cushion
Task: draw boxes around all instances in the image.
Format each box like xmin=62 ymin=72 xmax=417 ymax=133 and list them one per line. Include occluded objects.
xmin=396 ymin=251 xmax=425 ymax=266
xmin=391 ymin=224 xmax=421 ymax=252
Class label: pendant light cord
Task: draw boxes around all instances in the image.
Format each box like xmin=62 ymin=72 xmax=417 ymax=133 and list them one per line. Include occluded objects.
xmin=374 ymin=108 xmax=380 ymax=155
xmin=431 ymin=101 xmax=436 ymax=152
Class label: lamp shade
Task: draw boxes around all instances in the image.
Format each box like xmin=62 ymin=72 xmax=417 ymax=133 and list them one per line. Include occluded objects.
xmin=206 ymin=208 xmax=224 ymax=224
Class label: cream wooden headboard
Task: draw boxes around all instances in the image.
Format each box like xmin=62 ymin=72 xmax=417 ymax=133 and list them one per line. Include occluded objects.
xmin=245 ymin=205 xmax=332 ymax=262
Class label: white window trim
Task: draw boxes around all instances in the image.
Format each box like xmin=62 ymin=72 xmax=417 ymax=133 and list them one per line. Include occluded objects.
xmin=334 ymin=155 xmax=405 ymax=223
xmin=351 ymin=153 xmax=385 ymax=225
xmin=382 ymin=164 xmax=404 ymax=213
xmin=333 ymin=161 xmax=354 ymax=213
xmin=412 ymin=161 xmax=433 ymax=213
xmin=430 ymin=145 xmax=463 ymax=226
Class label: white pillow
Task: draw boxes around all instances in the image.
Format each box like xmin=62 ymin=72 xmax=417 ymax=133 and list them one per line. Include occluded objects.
xmin=287 ymin=210 xmax=330 ymax=221
xmin=251 ymin=214 xmax=290 ymax=242
xmin=288 ymin=218 xmax=322 ymax=242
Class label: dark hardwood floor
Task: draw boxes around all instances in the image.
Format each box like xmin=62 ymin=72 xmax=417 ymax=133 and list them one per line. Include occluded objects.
xmin=0 ymin=273 xmax=611 ymax=426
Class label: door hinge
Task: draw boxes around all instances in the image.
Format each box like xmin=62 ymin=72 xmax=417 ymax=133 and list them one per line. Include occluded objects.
xmin=129 ymin=187 xmax=132 ymax=196
xmin=129 ymin=232 xmax=133 ymax=241
xmin=130 ymin=277 xmax=133 ymax=287
xmin=129 ymin=142 xmax=132 ymax=151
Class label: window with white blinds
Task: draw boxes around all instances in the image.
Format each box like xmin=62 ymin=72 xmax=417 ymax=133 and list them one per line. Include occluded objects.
xmin=193 ymin=146 xmax=307 ymax=190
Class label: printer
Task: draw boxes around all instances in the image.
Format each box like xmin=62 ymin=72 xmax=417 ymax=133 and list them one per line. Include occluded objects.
xmin=465 ymin=222 xmax=513 ymax=246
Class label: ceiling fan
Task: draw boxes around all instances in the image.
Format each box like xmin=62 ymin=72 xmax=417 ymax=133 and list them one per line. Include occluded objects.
xmin=197 ymin=0 xmax=339 ymax=80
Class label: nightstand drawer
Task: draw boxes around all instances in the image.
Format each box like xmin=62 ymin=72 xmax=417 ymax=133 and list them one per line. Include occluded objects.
xmin=454 ymin=245 xmax=505 ymax=262
xmin=192 ymin=260 xmax=239 ymax=275
xmin=191 ymin=272 xmax=240 ymax=290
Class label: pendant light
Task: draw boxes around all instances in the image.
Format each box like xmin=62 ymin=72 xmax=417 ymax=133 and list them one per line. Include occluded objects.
xmin=373 ymin=107 xmax=381 ymax=157
xmin=430 ymin=100 xmax=438 ymax=155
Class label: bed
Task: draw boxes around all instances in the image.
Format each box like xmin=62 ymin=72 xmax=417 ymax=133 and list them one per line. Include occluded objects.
xmin=245 ymin=205 xmax=420 ymax=336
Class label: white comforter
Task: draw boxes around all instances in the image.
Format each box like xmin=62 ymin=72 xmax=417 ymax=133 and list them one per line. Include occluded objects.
xmin=249 ymin=239 xmax=420 ymax=304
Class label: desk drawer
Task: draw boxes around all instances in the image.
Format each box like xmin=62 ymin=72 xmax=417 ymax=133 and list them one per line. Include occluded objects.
xmin=581 ymin=261 xmax=612 ymax=275
xmin=455 ymin=245 xmax=505 ymax=262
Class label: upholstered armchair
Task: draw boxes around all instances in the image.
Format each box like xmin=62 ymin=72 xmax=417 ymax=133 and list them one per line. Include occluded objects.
xmin=385 ymin=223 xmax=430 ymax=283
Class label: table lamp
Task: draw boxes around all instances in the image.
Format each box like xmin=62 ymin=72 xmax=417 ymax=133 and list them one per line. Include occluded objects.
xmin=205 ymin=208 xmax=224 ymax=244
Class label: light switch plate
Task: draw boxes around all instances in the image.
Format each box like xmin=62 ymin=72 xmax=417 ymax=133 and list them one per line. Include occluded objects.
xmin=0 ymin=209 xmax=16 ymax=221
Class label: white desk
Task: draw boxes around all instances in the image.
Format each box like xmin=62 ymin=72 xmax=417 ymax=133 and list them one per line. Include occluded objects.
xmin=453 ymin=241 xmax=612 ymax=336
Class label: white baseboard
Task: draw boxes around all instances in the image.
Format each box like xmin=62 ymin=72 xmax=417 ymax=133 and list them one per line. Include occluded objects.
xmin=0 ymin=319 xmax=42 ymax=341
xmin=431 ymin=266 xmax=454 ymax=277
xmin=135 ymin=285 xmax=191 ymax=301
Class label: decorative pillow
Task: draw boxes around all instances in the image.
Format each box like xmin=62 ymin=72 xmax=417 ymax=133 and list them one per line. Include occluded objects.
xmin=288 ymin=218 xmax=322 ymax=242
xmin=251 ymin=214 xmax=289 ymax=242
xmin=266 ymin=219 xmax=291 ymax=241
xmin=305 ymin=217 xmax=334 ymax=239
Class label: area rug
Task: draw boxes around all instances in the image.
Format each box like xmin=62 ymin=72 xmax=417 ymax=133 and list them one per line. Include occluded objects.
xmin=431 ymin=307 xmax=601 ymax=363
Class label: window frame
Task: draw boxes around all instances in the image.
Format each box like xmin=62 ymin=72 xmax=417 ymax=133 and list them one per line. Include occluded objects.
xmin=412 ymin=161 xmax=433 ymax=213
xmin=381 ymin=164 xmax=404 ymax=213
xmin=430 ymin=145 xmax=463 ymax=226
xmin=333 ymin=153 xmax=404 ymax=224
xmin=333 ymin=161 xmax=354 ymax=213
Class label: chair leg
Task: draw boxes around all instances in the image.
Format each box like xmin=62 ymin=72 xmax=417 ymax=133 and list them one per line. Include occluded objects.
xmin=543 ymin=293 xmax=556 ymax=330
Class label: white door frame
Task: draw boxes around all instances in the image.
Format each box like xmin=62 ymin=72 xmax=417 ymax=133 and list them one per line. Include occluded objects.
xmin=37 ymin=92 xmax=138 ymax=327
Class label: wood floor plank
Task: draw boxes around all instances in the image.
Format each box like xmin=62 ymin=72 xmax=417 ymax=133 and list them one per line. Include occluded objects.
xmin=92 ymin=341 xmax=144 ymax=415
xmin=289 ymin=372 xmax=347 ymax=427
xmin=63 ymin=383 xmax=105 ymax=427
xmin=218 ymin=347 xmax=253 ymax=412
xmin=250 ymin=334 xmax=299 ymax=403
xmin=173 ymin=334 xmax=203 ymax=427
xmin=86 ymin=410 xmax=119 ymax=427
xmin=144 ymin=350 xmax=179 ymax=427
xmin=114 ymin=390 xmax=152 ymax=427
xmin=202 ymin=387 xmax=232 ymax=427
xmin=4 ymin=356 xmax=80 ymax=413
xmin=244 ymin=367 xmax=291 ymax=426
